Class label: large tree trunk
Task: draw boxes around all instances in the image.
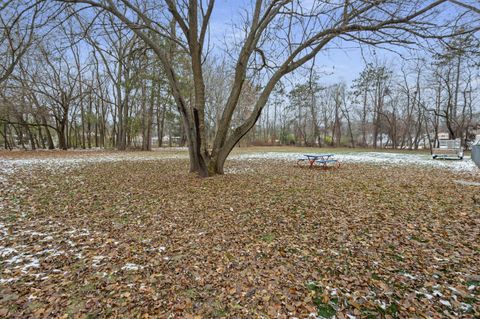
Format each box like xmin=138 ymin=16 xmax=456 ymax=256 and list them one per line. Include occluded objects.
xmin=59 ymin=107 xmax=69 ymax=150
xmin=57 ymin=127 xmax=67 ymax=150
xmin=208 ymin=73 xmax=282 ymax=175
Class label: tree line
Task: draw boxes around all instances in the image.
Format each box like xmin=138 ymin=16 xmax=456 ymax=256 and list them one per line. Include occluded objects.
xmin=251 ymin=45 xmax=479 ymax=150
xmin=0 ymin=0 xmax=479 ymax=176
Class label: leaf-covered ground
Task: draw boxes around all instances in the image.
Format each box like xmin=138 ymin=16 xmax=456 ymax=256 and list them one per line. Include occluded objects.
xmin=0 ymin=149 xmax=479 ymax=318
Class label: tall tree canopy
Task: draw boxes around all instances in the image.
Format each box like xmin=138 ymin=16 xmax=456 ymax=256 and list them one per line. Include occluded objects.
xmin=2 ymin=0 xmax=479 ymax=176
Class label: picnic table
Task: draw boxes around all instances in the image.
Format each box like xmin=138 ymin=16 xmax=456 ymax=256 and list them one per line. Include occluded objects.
xmin=297 ymin=153 xmax=340 ymax=169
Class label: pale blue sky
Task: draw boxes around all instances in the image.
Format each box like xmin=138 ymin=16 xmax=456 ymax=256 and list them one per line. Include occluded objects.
xmin=205 ymin=0 xmax=475 ymax=85
xmin=207 ymin=0 xmax=401 ymax=84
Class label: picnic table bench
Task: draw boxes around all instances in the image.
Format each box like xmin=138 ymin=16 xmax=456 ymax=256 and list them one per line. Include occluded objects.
xmin=297 ymin=154 xmax=340 ymax=169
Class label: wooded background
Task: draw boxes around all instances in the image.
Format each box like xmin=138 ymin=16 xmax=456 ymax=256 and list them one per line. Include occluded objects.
xmin=0 ymin=1 xmax=479 ymax=174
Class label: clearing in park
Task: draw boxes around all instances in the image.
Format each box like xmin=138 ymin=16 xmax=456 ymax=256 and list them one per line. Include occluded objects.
xmin=0 ymin=148 xmax=479 ymax=317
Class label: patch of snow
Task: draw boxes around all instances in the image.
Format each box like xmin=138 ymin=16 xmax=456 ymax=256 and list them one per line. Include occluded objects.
xmin=0 ymin=277 xmax=19 ymax=284
xmin=158 ymin=246 xmax=166 ymax=252
xmin=35 ymin=249 xmax=63 ymax=257
xmin=439 ymin=299 xmax=451 ymax=307
xmin=224 ymin=167 xmax=255 ymax=174
xmin=26 ymin=231 xmax=47 ymax=237
xmin=448 ymin=286 xmax=460 ymax=294
xmin=5 ymin=254 xmax=24 ymax=264
xmin=330 ymin=249 xmax=339 ymax=256
xmin=40 ymin=235 xmax=54 ymax=242
xmin=92 ymin=256 xmax=106 ymax=267
xmin=0 ymin=247 xmax=17 ymax=257
xmin=0 ymin=223 xmax=10 ymax=237
xmin=122 ymin=263 xmax=144 ymax=271
xmin=376 ymin=300 xmax=387 ymax=310
xmin=21 ymin=258 xmax=40 ymax=273
xmin=230 ymin=151 xmax=477 ymax=172
xmin=32 ymin=273 xmax=46 ymax=279
xmin=0 ymin=152 xmax=188 ymax=183
xmin=454 ymin=180 xmax=480 ymax=186
xmin=402 ymin=273 xmax=417 ymax=280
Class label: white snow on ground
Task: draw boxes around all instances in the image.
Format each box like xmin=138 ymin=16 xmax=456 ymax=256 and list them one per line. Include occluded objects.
xmin=0 ymin=220 xmax=115 ymax=284
xmin=0 ymin=152 xmax=188 ymax=183
xmin=230 ymin=151 xmax=478 ymax=173
xmin=0 ymin=151 xmax=477 ymax=182
xmin=0 ymin=247 xmax=17 ymax=257
xmin=122 ymin=263 xmax=144 ymax=271
xmin=454 ymin=179 xmax=480 ymax=186
xmin=92 ymin=255 xmax=107 ymax=268
xmin=0 ymin=153 xmax=186 ymax=172
xmin=0 ymin=149 xmax=478 ymax=309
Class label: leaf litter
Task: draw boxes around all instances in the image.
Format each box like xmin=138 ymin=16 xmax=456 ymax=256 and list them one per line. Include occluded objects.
xmin=0 ymin=150 xmax=479 ymax=318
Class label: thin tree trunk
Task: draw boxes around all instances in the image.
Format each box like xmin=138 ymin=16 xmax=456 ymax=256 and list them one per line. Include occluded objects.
xmin=42 ymin=116 xmax=55 ymax=149
xmin=157 ymin=102 xmax=166 ymax=147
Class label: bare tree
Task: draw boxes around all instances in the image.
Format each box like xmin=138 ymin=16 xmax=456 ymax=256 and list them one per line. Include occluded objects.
xmin=0 ymin=1 xmax=55 ymax=84
xmin=49 ymin=0 xmax=477 ymax=176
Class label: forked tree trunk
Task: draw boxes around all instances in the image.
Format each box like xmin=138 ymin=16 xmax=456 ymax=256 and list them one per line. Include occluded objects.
xmin=185 ymin=117 xmax=210 ymax=177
